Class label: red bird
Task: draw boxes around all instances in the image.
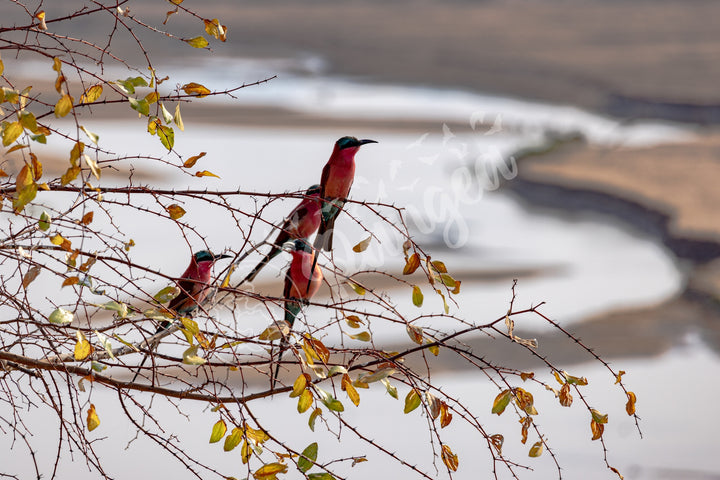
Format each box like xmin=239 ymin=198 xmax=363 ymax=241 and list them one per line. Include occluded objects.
xmin=242 ymin=185 xmax=321 ymax=284
xmin=272 ymin=239 xmax=323 ymax=387
xmin=133 ymin=250 xmax=229 ymax=382
xmin=314 ymin=136 xmax=377 ymax=252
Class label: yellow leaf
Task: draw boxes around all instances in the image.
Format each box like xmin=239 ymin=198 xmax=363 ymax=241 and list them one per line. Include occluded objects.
xmin=591 ymin=419 xmax=604 ymax=440
xmin=194 ymin=170 xmax=220 ymax=178
xmin=2 ymin=121 xmax=23 ymax=146
xmin=241 ymin=439 xmax=253 ymax=464
xmin=61 ymin=165 xmax=81 ymax=185
xmin=615 ymin=370 xmax=626 ymax=384
xmin=411 ymin=285 xmax=423 ymax=307
xmin=62 ymin=276 xmax=79 ymax=287
xmin=36 ymin=11 xmax=48 ymax=30
xmin=528 ymin=441 xmax=543 ymax=457
xmin=441 ymin=444 xmax=458 ymax=472
xmin=70 ymin=141 xmax=84 ymax=165
xmin=20 ymin=111 xmax=38 ymax=133
xmin=166 ymin=204 xmax=186 ymax=220
xmin=348 ymin=331 xmax=371 ymax=342
xmin=304 ymin=336 xmax=330 ymax=363
xmin=352 ymin=235 xmax=372 ymax=253
xmin=289 ymin=373 xmax=309 ymax=398
xmin=342 ymin=374 xmax=360 ymax=406
xmin=430 ymin=260 xmax=447 ymax=273
xmin=591 ymin=408 xmax=608 ymax=424
xmin=428 ymin=343 xmax=439 ymax=356
xmin=183 ymin=152 xmax=206 ymax=168
xmin=253 ymin=462 xmax=288 ymax=480
xmin=86 ymin=404 xmax=100 ymax=431
xmin=185 ymin=36 xmax=209 ymax=49
xmin=626 ymin=391 xmax=637 ymax=415
xmin=13 ymin=164 xmax=37 ymax=213
xmin=80 ymin=126 xmax=99 ymax=144
xmin=144 ymin=91 xmax=158 ymax=104
xmin=345 ymin=315 xmax=362 ymax=328
xmin=74 ymin=330 xmax=92 ymax=360
xmin=346 ymin=280 xmax=366 ymax=295
xmin=83 ymin=155 xmax=101 ymax=180
xmin=80 ymin=84 xmax=103 ymax=103
xmin=182 ymin=82 xmax=211 ymax=97
xmin=209 ymin=419 xmax=227 ymax=443
xmin=174 ymin=104 xmax=184 ymax=130
xmin=244 ymin=424 xmax=269 ymax=445
xmin=54 ymin=94 xmax=74 ymax=117
xmin=403 ymin=252 xmax=420 ymax=275
xmin=403 ymin=388 xmax=421 ymax=414
xmin=520 ymin=371 xmax=534 ymax=381
xmin=297 ymin=389 xmax=313 ymax=413
xmin=204 ymin=18 xmax=227 ymax=41
xmin=223 ymin=427 xmax=242 ymax=451
xmin=406 ymin=324 xmax=423 ymax=344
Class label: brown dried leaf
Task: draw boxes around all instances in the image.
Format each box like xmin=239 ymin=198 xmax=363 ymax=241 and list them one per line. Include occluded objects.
xmin=403 ymin=253 xmax=420 ymax=275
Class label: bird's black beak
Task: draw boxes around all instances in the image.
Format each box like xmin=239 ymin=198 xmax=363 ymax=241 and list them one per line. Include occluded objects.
xmin=215 ymin=253 xmax=232 ymax=260
xmin=359 ymin=139 xmax=378 ymax=146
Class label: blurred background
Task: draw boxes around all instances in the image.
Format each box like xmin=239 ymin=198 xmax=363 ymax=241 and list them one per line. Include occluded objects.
xmin=4 ymin=0 xmax=720 ymax=478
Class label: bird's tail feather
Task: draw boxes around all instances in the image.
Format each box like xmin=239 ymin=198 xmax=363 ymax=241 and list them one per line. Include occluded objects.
xmin=271 ymin=302 xmax=301 ymax=388
xmin=242 ymin=245 xmax=282 ymax=284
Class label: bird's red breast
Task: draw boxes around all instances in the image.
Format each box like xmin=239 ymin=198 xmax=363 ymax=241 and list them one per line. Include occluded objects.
xmin=286 ymin=250 xmax=323 ymax=300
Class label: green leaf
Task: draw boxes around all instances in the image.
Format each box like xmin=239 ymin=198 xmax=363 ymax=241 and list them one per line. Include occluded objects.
xmin=128 ymin=97 xmax=149 ymax=116
xmin=403 ymin=389 xmax=421 ymax=414
xmin=48 ymin=307 xmax=74 ymax=325
xmin=308 ymin=408 xmax=322 ymax=431
xmin=185 ymin=36 xmax=209 ymax=48
xmin=94 ymin=301 xmax=129 ymax=318
xmin=157 ymin=125 xmax=174 ymax=151
xmin=154 ymin=285 xmax=180 ymax=303
xmin=209 ymin=419 xmax=227 ymax=443
xmin=381 ymin=378 xmax=398 ymax=399
xmin=318 ymin=388 xmax=344 ymax=412
xmin=223 ymin=427 xmax=242 ymax=451
xmin=492 ymin=389 xmax=512 ymax=415
xmin=19 ymin=111 xmax=38 ymax=132
xmin=308 ymin=474 xmax=336 ymax=480
xmin=298 ymin=442 xmax=318 ymax=473
xmin=94 ymin=330 xmax=115 ymax=359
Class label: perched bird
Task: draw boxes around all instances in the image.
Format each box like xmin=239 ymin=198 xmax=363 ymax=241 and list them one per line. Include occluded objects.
xmin=132 ymin=250 xmax=230 ymax=382
xmin=272 ymin=239 xmax=323 ymax=387
xmin=314 ymin=136 xmax=377 ymax=252
xmin=242 ymin=185 xmax=322 ymax=284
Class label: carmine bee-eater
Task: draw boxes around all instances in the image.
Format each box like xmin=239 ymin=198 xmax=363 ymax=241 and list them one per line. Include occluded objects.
xmin=272 ymin=239 xmax=323 ymax=388
xmin=313 ymin=136 xmax=377 ymax=252
xmin=242 ymin=185 xmax=322 ymax=284
xmin=132 ymin=250 xmax=230 ymax=382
